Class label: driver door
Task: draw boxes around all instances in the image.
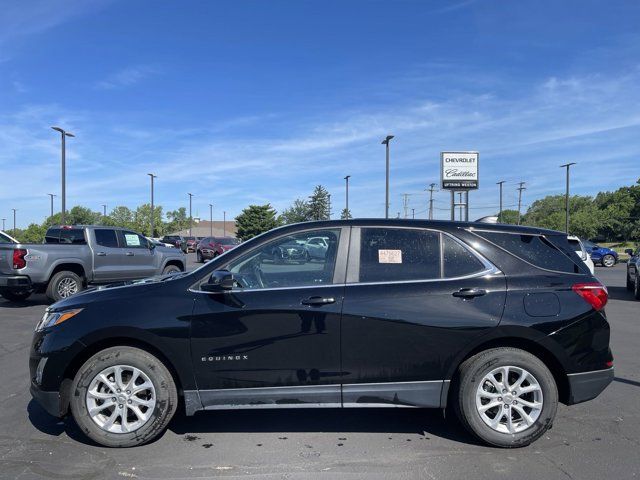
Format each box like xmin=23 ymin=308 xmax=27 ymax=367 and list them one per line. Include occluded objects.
xmin=190 ymin=227 xmax=348 ymax=409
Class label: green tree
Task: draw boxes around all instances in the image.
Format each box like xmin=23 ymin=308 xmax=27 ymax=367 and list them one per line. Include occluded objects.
xmin=106 ymin=206 xmax=135 ymax=230
xmin=236 ymin=204 xmax=278 ymax=241
xmin=133 ymin=204 xmax=164 ymax=236
xmin=16 ymin=223 xmax=47 ymax=243
xmin=43 ymin=205 xmax=101 ymax=227
xmin=166 ymin=207 xmax=189 ymax=233
xmin=340 ymin=208 xmax=352 ymax=220
xmin=279 ymin=199 xmax=310 ymax=224
xmin=497 ymin=209 xmax=520 ymax=225
xmin=307 ymin=185 xmax=330 ymax=221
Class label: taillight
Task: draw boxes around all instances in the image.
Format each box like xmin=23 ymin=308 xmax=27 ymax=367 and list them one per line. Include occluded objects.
xmin=572 ymin=282 xmax=608 ymax=311
xmin=13 ymin=249 xmax=27 ymax=269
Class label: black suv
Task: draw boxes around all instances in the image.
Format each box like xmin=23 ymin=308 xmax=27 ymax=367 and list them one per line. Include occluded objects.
xmin=29 ymin=220 xmax=613 ymax=448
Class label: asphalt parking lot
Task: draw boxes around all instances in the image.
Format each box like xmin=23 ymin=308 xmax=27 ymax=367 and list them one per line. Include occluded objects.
xmin=0 ymin=258 xmax=638 ymax=479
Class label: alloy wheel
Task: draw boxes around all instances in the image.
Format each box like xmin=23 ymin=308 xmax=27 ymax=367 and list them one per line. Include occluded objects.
xmin=57 ymin=277 xmax=79 ymax=298
xmin=476 ymin=365 xmax=543 ymax=434
xmin=86 ymin=365 xmax=156 ymax=434
xmin=602 ymin=255 xmax=615 ymax=267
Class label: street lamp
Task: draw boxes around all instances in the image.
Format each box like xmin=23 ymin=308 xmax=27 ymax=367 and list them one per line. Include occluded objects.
xmin=47 ymin=193 xmax=56 ymax=220
xmin=188 ymin=193 xmax=194 ymax=237
xmin=209 ymin=204 xmax=213 ymax=237
xmin=560 ymin=163 xmax=576 ymax=234
xmin=51 ymin=126 xmax=74 ymax=225
xmin=1 ymin=219 xmax=5 ymax=231
xmin=148 ymin=173 xmax=157 ymax=237
xmin=12 ymin=208 xmax=17 ymax=236
xmin=381 ymin=135 xmax=394 ymax=219
xmin=102 ymin=204 xmax=107 ymax=217
xmin=496 ymin=181 xmax=505 ymax=222
xmin=223 ymin=211 xmax=226 ymax=236
xmin=344 ymin=175 xmax=351 ymax=218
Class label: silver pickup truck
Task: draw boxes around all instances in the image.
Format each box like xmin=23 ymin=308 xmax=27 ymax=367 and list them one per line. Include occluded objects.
xmin=0 ymin=225 xmax=186 ymax=303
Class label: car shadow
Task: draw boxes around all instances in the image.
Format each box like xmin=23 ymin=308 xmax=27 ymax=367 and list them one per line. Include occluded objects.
xmin=0 ymin=296 xmax=50 ymax=308
xmin=27 ymin=399 xmax=481 ymax=447
xmin=606 ymin=286 xmax=636 ymax=302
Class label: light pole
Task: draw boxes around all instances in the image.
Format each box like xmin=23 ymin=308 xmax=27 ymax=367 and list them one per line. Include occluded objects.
xmin=223 ymin=211 xmax=226 ymax=236
xmin=560 ymin=163 xmax=576 ymax=233
xmin=47 ymin=193 xmax=56 ymax=220
xmin=12 ymin=209 xmax=17 ymax=236
xmin=188 ymin=193 xmax=194 ymax=237
xmin=51 ymin=127 xmax=74 ymax=225
xmin=102 ymin=204 xmax=107 ymax=217
xmin=427 ymin=183 xmax=437 ymax=220
xmin=1 ymin=219 xmax=5 ymax=231
xmin=412 ymin=208 xmax=415 ymax=219
xmin=344 ymin=175 xmax=350 ymax=217
xmin=496 ymin=181 xmax=505 ymax=221
xmin=148 ymin=173 xmax=157 ymax=237
xmin=381 ymin=135 xmax=394 ymax=218
xmin=209 ymin=204 xmax=213 ymax=237
xmin=516 ymin=182 xmax=526 ymax=225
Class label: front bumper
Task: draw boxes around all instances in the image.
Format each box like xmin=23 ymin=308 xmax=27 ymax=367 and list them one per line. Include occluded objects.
xmin=30 ymin=381 xmax=64 ymax=418
xmin=0 ymin=274 xmax=32 ymax=289
xmin=566 ymin=367 xmax=614 ymax=404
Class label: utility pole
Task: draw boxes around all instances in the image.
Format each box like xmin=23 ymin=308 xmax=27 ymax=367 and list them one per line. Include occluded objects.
xmin=148 ymin=173 xmax=157 ymax=237
xmin=1 ymin=219 xmax=5 ymax=231
xmin=188 ymin=193 xmax=194 ymax=237
xmin=209 ymin=204 xmax=213 ymax=237
xmin=560 ymin=162 xmax=576 ymax=233
xmin=12 ymin=209 xmax=17 ymax=236
xmin=402 ymin=193 xmax=410 ymax=219
xmin=51 ymin=127 xmax=74 ymax=225
xmin=516 ymin=182 xmax=526 ymax=225
xmin=102 ymin=204 xmax=107 ymax=217
xmin=427 ymin=183 xmax=437 ymax=220
xmin=223 ymin=211 xmax=226 ymax=236
xmin=496 ymin=181 xmax=505 ymax=221
xmin=381 ymin=135 xmax=394 ymax=218
xmin=327 ymin=194 xmax=332 ymax=219
xmin=47 ymin=193 xmax=56 ymax=220
xmin=344 ymin=175 xmax=350 ymax=217
xmin=412 ymin=208 xmax=415 ymax=219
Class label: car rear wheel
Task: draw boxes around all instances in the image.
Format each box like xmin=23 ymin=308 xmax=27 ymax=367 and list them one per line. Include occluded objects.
xmin=602 ymin=254 xmax=615 ymax=267
xmin=162 ymin=264 xmax=182 ymax=275
xmin=0 ymin=288 xmax=32 ymax=302
xmin=454 ymin=347 xmax=558 ymax=448
xmin=46 ymin=271 xmax=84 ymax=302
xmin=70 ymin=346 xmax=178 ymax=447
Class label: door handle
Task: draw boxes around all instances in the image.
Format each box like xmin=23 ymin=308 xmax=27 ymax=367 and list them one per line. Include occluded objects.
xmin=125 ymin=252 xmax=134 ymax=256
xmin=301 ymin=296 xmax=336 ymax=306
xmin=96 ymin=252 xmax=107 ymax=256
xmin=452 ymin=288 xmax=487 ymax=299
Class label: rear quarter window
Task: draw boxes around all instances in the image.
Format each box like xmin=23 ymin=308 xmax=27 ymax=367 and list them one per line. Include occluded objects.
xmin=475 ymin=231 xmax=581 ymax=273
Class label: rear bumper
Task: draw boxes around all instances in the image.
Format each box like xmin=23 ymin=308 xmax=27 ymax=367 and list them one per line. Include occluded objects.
xmin=566 ymin=367 xmax=614 ymax=405
xmin=0 ymin=274 xmax=32 ymax=290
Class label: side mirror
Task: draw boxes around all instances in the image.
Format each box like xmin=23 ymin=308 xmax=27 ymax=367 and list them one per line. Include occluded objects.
xmin=625 ymin=249 xmax=633 ymax=255
xmin=201 ymin=270 xmax=234 ymax=292
xmin=148 ymin=240 xmax=156 ymax=250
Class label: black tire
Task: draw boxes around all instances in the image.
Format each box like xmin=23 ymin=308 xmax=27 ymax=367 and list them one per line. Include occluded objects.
xmin=634 ymin=276 xmax=640 ymax=300
xmin=0 ymin=288 xmax=32 ymax=302
xmin=70 ymin=346 xmax=178 ymax=448
xmin=196 ymin=250 xmax=203 ymax=263
xmin=162 ymin=264 xmax=182 ymax=275
xmin=454 ymin=347 xmax=558 ymax=448
xmin=46 ymin=271 xmax=84 ymax=303
xmin=601 ymin=254 xmax=615 ymax=268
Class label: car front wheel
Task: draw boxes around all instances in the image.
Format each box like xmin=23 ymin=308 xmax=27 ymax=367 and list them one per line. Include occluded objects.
xmin=70 ymin=346 xmax=178 ymax=447
xmin=601 ymin=254 xmax=616 ymax=267
xmin=454 ymin=347 xmax=558 ymax=448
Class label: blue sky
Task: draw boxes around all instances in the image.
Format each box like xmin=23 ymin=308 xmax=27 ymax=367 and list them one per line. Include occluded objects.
xmin=1 ymin=0 xmax=639 ymax=228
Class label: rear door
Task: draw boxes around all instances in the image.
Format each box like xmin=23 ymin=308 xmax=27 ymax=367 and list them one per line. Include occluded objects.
xmin=118 ymin=231 xmax=157 ymax=279
xmin=340 ymin=227 xmax=506 ymax=408
xmin=92 ymin=228 xmax=131 ymax=282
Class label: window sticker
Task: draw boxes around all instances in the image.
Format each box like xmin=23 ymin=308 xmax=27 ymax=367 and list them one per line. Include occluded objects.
xmin=125 ymin=234 xmax=141 ymax=246
xmin=378 ymin=249 xmax=402 ymax=264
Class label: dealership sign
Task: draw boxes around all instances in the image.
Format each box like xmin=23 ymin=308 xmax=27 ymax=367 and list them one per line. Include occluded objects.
xmin=440 ymin=151 xmax=479 ymax=190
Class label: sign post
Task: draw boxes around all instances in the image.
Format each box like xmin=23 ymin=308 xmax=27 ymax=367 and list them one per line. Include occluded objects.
xmin=440 ymin=151 xmax=479 ymax=221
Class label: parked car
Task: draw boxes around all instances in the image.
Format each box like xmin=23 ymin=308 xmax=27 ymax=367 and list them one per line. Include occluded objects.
xmin=0 ymin=225 xmax=186 ymax=303
xmin=196 ymin=237 xmax=240 ymax=263
xmin=304 ymin=236 xmax=329 ymax=260
xmin=184 ymin=236 xmax=199 ymax=253
xmin=625 ymin=247 xmax=640 ymax=299
xmin=1 ymin=230 xmax=18 ymax=244
xmin=582 ymin=240 xmax=618 ymax=267
xmin=29 ymin=219 xmax=613 ymax=448
xmin=270 ymin=238 xmax=308 ymax=264
xmin=150 ymin=237 xmax=175 ymax=248
xmin=568 ymin=235 xmax=594 ymax=274
xmin=160 ymin=235 xmax=186 ymax=251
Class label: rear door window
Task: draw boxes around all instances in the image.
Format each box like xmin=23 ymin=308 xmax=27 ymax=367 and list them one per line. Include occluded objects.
xmin=358 ymin=228 xmax=440 ymax=282
xmin=94 ymin=229 xmax=119 ymax=248
xmin=443 ymin=235 xmax=487 ymax=278
xmin=475 ymin=231 xmax=581 ymax=273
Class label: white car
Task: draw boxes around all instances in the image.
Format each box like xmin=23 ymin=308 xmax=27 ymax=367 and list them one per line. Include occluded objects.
xmin=0 ymin=231 xmax=18 ymax=244
xmin=568 ymin=235 xmax=595 ymax=274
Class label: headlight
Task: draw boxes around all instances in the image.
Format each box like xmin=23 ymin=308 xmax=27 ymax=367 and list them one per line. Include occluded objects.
xmin=35 ymin=308 xmax=83 ymax=332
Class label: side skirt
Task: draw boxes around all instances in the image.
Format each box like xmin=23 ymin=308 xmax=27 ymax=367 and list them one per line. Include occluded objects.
xmin=184 ymin=380 xmax=449 ymax=416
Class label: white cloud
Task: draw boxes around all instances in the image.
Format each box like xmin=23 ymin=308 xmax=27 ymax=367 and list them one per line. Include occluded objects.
xmin=95 ymin=65 xmax=160 ymax=90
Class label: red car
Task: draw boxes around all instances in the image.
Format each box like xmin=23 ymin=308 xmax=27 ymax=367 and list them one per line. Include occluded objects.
xmin=196 ymin=236 xmax=240 ymax=262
